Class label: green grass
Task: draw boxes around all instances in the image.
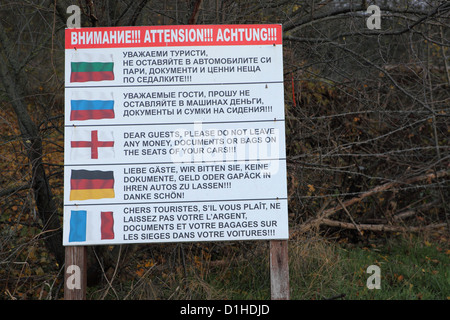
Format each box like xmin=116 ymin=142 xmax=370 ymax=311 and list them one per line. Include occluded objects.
xmin=334 ymin=237 xmax=450 ymax=300
xmin=89 ymin=235 xmax=449 ymax=300
xmin=288 ymin=235 xmax=450 ymax=300
xmin=210 ymin=235 xmax=449 ymax=300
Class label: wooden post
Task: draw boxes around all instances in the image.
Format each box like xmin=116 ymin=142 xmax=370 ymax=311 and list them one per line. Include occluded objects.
xmin=270 ymin=240 xmax=289 ymax=300
xmin=64 ymin=246 xmax=87 ymax=300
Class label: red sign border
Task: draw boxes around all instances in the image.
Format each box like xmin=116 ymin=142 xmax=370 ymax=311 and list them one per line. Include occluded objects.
xmin=65 ymin=24 xmax=282 ymax=49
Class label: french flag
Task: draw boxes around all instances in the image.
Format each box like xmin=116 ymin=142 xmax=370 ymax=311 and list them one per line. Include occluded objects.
xmin=68 ymin=210 xmax=115 ymax=243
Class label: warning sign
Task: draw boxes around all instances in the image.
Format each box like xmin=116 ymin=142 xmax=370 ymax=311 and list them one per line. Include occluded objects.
xmin=63 ymin=24 xmax=288 ymax=245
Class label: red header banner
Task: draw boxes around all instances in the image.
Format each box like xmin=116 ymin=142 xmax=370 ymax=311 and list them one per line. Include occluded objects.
xmin=65 ymin=24 xmax=282 ymax=49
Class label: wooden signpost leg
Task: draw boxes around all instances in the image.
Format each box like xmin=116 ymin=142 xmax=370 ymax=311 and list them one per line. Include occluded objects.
xmin=64 ymin=246 xmax=87 ymax=300
xmin=270 ymin=240 xmax=290 ymax=300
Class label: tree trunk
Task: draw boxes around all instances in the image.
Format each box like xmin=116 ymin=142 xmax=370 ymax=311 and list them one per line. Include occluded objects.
xmin=0 ymin=22 xmax=64 ymax=267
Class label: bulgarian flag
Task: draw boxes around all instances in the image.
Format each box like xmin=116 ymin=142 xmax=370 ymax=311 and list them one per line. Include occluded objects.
xmin=70 ymin=91 xmax=115 ymax=121
xmin=70 ymin=169 xmax=115 ymax=201
xmin=70 ymin=52 xmax=114 ymax=83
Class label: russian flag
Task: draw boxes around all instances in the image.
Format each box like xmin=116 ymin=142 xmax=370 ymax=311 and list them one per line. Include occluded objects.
xmin=70 ymin=91 xmax=115 ymax=121
xmin=70 ymin=52 xmax=114 ymax=83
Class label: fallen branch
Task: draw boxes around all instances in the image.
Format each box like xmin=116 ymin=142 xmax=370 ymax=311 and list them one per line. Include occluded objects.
xmin=320 ymin=219 xmax=447 ymax=233
xmin=393 ymin=200 xmax=438 ymax=221
xmin=297 ymin=169 xmax=449 ymax=233
xmin=322 ymin=169 xmax=449 ymax=219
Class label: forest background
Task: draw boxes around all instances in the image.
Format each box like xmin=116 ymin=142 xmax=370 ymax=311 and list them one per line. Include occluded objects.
xmin=0 ymin=0 xmax=448 ymax=300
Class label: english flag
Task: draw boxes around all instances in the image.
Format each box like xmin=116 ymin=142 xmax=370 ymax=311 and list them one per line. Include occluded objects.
xmin=70 ymin=129 xmax=114 ymax=160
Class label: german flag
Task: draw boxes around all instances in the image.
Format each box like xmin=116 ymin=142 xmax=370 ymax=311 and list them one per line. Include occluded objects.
xmin=70 ymin=169 xmax=115 ymax=201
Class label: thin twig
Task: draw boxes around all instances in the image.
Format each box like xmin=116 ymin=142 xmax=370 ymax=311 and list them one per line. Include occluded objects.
xmin=337 ymin=198 xmax=363 ymax=236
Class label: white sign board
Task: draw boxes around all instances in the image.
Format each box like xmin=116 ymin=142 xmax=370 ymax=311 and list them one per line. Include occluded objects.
xmin=63 ymin=25 xmax=288 ymax=245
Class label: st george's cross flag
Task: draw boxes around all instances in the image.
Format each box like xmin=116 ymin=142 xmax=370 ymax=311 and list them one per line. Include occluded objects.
xmin=71 ymin=129 xmax=114 ymax=160
xmin=70 ymin=91 xmax=115 ymax=121
xmin=69 ymin=169 xmax=115 ymax=201
xmin=70 ymin=52 xmax=114 ymax=83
